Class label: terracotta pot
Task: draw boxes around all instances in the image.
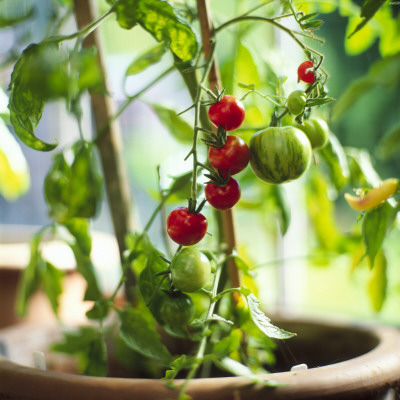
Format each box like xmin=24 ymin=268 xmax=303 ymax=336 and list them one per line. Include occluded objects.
xmin=0 ymin=316 xmax=399 ymax=400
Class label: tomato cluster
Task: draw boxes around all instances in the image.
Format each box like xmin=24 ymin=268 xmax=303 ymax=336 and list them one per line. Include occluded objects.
xmin=166 ymin=94 xmax=248 ymax=247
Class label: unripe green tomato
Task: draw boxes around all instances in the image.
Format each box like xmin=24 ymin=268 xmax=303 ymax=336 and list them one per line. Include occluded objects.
xmin=170 ymin=248 xmax=211 ymax=293
xmin=159 ymin=292 xmax=195 ymax=327
xmin=296 ymin=118 xmax=329 ymax=149
xmin=249 ymin=126 xmax=312 ymax=184
xmin=287 ymin=90 xmax=307 ymax=116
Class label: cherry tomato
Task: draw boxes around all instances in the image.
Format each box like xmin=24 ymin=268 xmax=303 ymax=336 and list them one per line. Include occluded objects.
xmin=295 ymin=118 xmax=329 ymax=149
xmin=208 ymin=95 xmax=245 ymax=131
xmin=159 ymin=291 xmax=194 ymax=327
xmin=170 ymin=247 xmax=211 ymax=292
xmin=297 ymin=60 xmax=315 ymax=84
xmin=208 ymin=135 xmax=250 ymax=176
xmin=166 ymin=207 xmax=208 ymax=246
xmin=287 ymin=90 xmax=307 ymax=116
xmin=205 ymin=177 xmax=241 ymax=210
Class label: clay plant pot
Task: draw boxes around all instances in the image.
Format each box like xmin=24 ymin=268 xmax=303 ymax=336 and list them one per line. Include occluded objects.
xmin=0 ymin=316 xmax=399 ymax=400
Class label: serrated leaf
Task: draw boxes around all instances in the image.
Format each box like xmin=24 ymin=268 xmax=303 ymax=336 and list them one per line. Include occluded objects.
xmin=125 ymin=43 xmax=168 ymax=76
xmin=367 ymin=250 xmax=387 ymax=312
xmin=118 ymin=307 xmax=172 ymax=362
xmin=362 ymin=202 xmax=397 ymax=267
xmin=319 ymin=133 xmax=349 ymax=191
xmin=164 ymin=354 xmax=192 ymax=380
xmin=305 ymin=96 xmax=335 ymax=107
xmin=299 ymin=12 xmax=320 ymax=22
xmin=8 ymin=44 xmax=58 ymax=151
xmin=149 ymin=103 xmax=193 ymax=142
xmin=302 ymin=19 xmax=324 ymax=29
xmin=245 ymin=293 xmax=295 ymax=339
xmin=86 ymin=299 xmax=111 ymax=321
xmin=114 ymin=0 xmax=198 ymax=62
xmin=51 ymin=326 xmax=98 ymax=354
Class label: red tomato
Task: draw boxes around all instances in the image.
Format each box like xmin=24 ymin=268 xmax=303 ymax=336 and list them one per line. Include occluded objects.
xmin=297 ymin=61 xmax=315 ymax=84
xmin=205 ymin=177 xmax=241 ymax=210
xmin=208 ymin=95 xmax=245 ymax=131
xmin=166 ymin=207 xmax=208 ymax=246
xmin=208 ymin=135 xmax=250 ymax=176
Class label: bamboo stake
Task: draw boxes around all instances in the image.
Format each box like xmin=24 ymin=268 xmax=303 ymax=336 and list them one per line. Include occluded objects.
xmin=73 ymin=0 xmax=136 ymax=299
xmin=196 ymin=0 xmax=241 ymax=296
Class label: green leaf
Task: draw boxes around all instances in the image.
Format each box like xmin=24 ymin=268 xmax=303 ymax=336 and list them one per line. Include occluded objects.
xmin=149 ymin=103 xmax=193 ymax=142
xmin=125 ymin=43 xmax=168 ymax=76
xmin=216 ymin=357 xmax=280 ymax=386
xmin=269 ymin=185 xmax=291 ymax=235
xmin=118 ymin=307 xmax=172 ymax=362
xmin=348 ymin=0 xmax=387 ymax=39
xmin=44 ymin=142 xmax=103 ymax=222
xmin=69 ymin=242 xmax=102 ymax=301
xmin=305 ymin=169 xmax=343 ymax=252
xmin=16 ymin=232 xmax=44 ymax=316
xmin=8 ymin=44 xmax=58 ymax=151
xmin=42 ymin=261 xmax=65 ymax=315
xmin=213 ymin=329 xmax=242 ymax=358
xmin=305 ymin=97 xmax=335 ymax=107
xmin=64 ymin=218 xmax=92 ymax=256
xmin=0 ymin=118 xmax=30 ymax=201
xmin=332 ymin=54 xmax=400 ymax=120
xmin=345 ymin=16 xmax=377 ymax=55
xmin=0 ymin=6 xmax=34 ymax=27
xmin=74 ymin=47 xmax=105 ymax=93
xmin=245 ymin=293 xmax=295 ymax=339
xmin=86 ymin=299 xmax=111 ymax=321
xmin=83 ymin=334 xmax=108 ymax=377
xmin=114 ymin=0 xmax=198 ymax=62
xmin=51 ymin=326 xmax=107 ymax=376
xmin=362 ymin=202 xmax=397 ymax=267
xmin=319 ymin=133 xmax=350 ymax=191
xmin=367 ymin=251 xmax=387 ymax=312
xmin=376 ymin=123 xmax=400 ymax=161
xmin=164 ymin=354 xmax=192 ymax=380
xmin=345 ymin=147 xmax=381 ymax=187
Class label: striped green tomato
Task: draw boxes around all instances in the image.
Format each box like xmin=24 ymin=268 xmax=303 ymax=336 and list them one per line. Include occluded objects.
xmin=249 ymin=126 xmax=312 ymax=184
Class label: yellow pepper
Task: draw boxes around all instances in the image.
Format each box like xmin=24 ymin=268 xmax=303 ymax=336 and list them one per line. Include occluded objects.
xmin=344 ymin=178 xmax=399 ymax=211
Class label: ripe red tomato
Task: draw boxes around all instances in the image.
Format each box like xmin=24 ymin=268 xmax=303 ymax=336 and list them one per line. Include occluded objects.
xmin=208 ymin=95 xmax=245 ymax=131
xmin=205 ymin=177 xmax=241 ymax=210
xmin=208 ymin=135 xmax=250 ymax=176
xmin=166 ymin=207 xmax=208 ymax=246
xmin=297 ymin=60 xmax=315 ymax=84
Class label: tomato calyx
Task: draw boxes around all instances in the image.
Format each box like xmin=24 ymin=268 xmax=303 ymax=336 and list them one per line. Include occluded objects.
xmin=202 ymin=125 xmax=227 ymax=149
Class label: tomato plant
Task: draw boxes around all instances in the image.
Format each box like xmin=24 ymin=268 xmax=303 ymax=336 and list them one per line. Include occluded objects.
xmin=170 ymin=247 xmax=211 ymax=293
xmin=159 ymin=291 xmax=195 ymax=327
xmin=297 ymin=60 xmax=315 ymax=83
xmin=295 ymin=118 xmax=329 ymax=149
xmin=208 ymin=135 xmax=250 ymax=176
xmin=205 ymin=177 xmax=241 ymax=210
xmin=208 ymin=95 xmax=245 ymax=131
xmin=287 ymin=90 xmax=307 ymax=116
xmin=249 ymin=126 xmax=312 ymax=184
xmin=166 ymin=207 xmax=208 ymax=246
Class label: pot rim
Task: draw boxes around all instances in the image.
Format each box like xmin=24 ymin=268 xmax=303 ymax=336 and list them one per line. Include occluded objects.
xmin=0 ymin=317 xmax=400 ymax=400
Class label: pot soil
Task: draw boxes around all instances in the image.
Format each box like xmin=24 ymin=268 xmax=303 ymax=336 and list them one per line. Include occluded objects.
xmin=0 ymin=316 xmax=399 ymax=400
